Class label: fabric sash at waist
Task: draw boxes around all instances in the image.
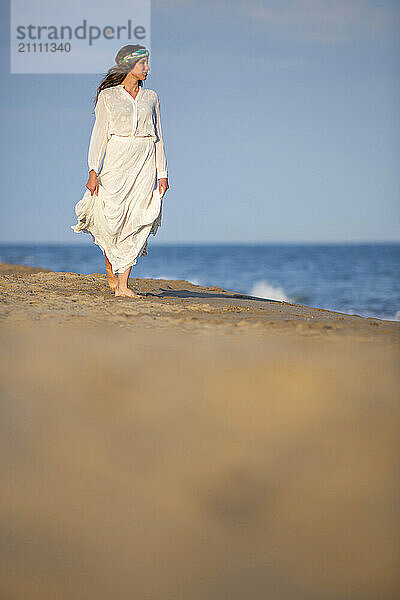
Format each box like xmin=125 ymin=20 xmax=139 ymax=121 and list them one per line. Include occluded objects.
xmin=109 ymin=133 xmax=156 ymax=141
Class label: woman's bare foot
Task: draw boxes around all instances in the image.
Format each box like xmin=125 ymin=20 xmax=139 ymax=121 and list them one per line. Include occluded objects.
xmin=106 ymin=266 xmax=118 ymax=292
xmin=114 ymin=285 xmax=143 ymax=299
xmin=113 ymin=264 xmax=143 ymax=299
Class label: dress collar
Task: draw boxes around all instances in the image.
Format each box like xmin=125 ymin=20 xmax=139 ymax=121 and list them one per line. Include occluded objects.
xmin=119 ymin=84 xmax=142 ymax=102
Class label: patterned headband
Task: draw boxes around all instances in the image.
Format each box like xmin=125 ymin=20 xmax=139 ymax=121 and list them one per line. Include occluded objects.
xmin=119 ymin=49 xmax=149 ymax=64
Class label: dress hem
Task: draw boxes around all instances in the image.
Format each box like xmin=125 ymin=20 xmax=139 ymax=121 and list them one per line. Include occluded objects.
xmin=70 ymin=200 xmax=162 ymax=274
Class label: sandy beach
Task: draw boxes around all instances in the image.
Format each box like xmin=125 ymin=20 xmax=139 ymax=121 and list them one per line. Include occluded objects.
xmin=1 ymin=262 xmax=399 ymax=342
xmin=1 ymin=262 xmax=399 ymax=599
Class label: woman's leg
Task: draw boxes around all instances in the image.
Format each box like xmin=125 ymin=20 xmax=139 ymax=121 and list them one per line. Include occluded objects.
xmin=115 ymin=265 xmax=143 ymax=299
xmin=104 ymin=253 xmax=118 ymax=292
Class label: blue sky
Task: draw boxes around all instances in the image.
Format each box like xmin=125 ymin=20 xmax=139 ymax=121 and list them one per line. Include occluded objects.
xmin=0 ymin=0 xmax=399 ymax=243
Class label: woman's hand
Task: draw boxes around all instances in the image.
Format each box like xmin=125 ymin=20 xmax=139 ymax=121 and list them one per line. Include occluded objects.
xmin=159 ymin=178 xmax=169 ymax=198
xmin=86 ymin=170 xmax=99 ymax=196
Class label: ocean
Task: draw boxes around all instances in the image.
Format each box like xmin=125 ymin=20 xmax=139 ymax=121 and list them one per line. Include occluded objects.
xmin=0 ymin=242 xmax=399 ymax=322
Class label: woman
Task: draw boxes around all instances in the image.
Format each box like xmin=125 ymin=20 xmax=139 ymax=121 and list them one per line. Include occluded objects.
xmin=71 ymin=44 xmax=169 ymax=299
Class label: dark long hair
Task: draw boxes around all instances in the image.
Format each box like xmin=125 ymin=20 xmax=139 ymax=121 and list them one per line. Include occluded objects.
xmin=94 ymin=44 xmax=148 ymax=105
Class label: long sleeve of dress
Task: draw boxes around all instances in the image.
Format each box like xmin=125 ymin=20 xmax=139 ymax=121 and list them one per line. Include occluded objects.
xmin=88 ymin=92 xmax=110 ymax=175
xmin=154 ymin=94 xmax=168 ymax=179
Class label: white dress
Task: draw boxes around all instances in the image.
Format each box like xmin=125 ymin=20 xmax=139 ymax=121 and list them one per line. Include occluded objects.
xmin=71 ymin=84 xmax=168 ymax=274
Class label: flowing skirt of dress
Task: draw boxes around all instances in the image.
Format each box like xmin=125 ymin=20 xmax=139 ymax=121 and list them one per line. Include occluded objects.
xmin=71 ymin=134 xmax=163 ymax=274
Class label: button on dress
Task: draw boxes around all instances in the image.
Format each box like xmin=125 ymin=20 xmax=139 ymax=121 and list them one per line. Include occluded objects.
xmin=71 ymin=84 xmax=168 ymax=274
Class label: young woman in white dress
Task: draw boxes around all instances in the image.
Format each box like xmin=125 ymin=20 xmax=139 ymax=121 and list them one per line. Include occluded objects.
xmin=71 ymin=45 xmax=169 ymax=299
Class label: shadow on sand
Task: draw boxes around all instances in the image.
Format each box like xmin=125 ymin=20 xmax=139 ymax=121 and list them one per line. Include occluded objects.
xmin=144 ymin=287 xmax=283 ymax=304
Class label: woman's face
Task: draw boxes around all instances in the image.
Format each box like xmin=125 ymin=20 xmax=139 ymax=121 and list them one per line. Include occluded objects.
xmin=130 ymin=57 xmax=150 ymax=81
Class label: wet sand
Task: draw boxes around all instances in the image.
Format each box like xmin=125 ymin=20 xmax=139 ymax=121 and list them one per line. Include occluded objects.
xmin=1 ymin=262 xmax=399 ymax=599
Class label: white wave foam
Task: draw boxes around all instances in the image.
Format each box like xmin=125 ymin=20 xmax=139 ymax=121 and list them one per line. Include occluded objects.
xmin=394 ymin=310 xmax=400 ymax=321
xmin=249 ymin=279 xmax=292 ymax=303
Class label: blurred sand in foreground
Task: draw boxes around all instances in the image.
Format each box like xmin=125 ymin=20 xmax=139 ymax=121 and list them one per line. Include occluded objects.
xmin=0 ymin=263 xmax=399 ymax=599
